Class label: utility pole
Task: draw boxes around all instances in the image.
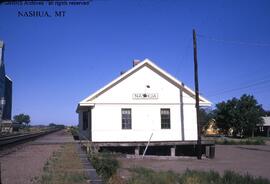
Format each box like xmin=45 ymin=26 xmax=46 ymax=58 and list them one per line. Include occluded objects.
xmin=193 ymin=29 xmax=202 ymax=159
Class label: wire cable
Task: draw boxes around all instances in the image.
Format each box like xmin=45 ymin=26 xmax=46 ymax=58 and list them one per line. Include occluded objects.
xmin=197 ymin=34 xmax=270 ymax=47
xmin=208 ymin=78 xmax=270 ymax=97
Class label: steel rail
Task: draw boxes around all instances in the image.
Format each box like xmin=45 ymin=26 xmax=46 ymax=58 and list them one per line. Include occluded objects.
xmin=0 ymin=128 xmax=62 ymax=147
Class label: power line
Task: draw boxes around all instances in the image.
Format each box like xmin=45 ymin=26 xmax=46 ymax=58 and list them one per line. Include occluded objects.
xmin=197 ymin=34 xmax=270 ymax=47
xmin=206 ymin=73 xmax=270 ymax=94
xmin=208 ymin=78 xmax=270 ymax=97
xmin=196 ymin=33 xmax=270 ymax=97
xmin=246 ymin=83 xmax=270 ymax=94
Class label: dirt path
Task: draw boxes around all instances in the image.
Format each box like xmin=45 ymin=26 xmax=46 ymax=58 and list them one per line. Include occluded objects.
xmin=118 ymin=144 xmax=270 ymax=180
xmin=0 ymin=129 xmax=74 ymax=184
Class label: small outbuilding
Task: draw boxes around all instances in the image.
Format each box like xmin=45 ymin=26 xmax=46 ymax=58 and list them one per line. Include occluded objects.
xmin=257 ymin=117 xmax=270 ymax=137
xmin=76 ymin=59 xmax=212 ymax=156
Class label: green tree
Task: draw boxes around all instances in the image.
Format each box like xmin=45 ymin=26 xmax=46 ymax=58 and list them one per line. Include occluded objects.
xmin=198 ymin=107 xmax=213 ymax=130
xmin=214 ymin=94 xmax=264 ymax=137
xmin=49 ymin=123 xmax=56 ymax=127
xmin=13 ymin=113 xmax=31 ymax=126
xmin=237 ymin=95 xmax=265 ymax=137
xmin=214 ymin=98 xmax=238 ymax=135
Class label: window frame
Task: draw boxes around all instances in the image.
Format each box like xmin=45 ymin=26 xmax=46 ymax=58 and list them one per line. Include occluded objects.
xmin=161 ymin=108 xmax=171 ymax=129
xmin=122 ymin=108 xmax=132 ymax=129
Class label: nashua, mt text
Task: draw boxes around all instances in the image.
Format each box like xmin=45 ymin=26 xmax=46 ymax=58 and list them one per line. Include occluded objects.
xmin=18 ymin=11 xmax=52 ymax=17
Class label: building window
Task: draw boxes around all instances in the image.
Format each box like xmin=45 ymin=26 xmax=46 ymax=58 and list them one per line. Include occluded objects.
xmin=83 ymin=111 xmax=88 ymax=130
xmin=122 ymin=108 xmax=132 ymax=129
xmin=161 ymin=109 xmax=170 ymax=129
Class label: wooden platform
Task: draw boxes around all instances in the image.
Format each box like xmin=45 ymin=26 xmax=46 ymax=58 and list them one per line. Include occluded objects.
xmin=78 ymin=139 xmax=215 ymax=158
xmin=78 ymin=140 xmax=214 ymax=147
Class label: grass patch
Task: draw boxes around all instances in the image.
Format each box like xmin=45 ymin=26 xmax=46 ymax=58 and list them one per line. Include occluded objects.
xmin=126 ymin=167 xmax=270 ymax=184
xmin=39 ymin=144 xmax=88 ymax=184
xmin=215 ymin=137 xmax=265 ymax=145
xmin=88 ymin=152 xmax=120 ymax=182
xmin=127 ymin=167 xmax=179 ymax=184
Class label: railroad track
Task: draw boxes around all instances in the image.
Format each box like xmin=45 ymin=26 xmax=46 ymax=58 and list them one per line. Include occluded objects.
xmin=0 ymin=133 xmax=22 ymax=138
xmin=0 ymin=128 xmax=62 ymax=147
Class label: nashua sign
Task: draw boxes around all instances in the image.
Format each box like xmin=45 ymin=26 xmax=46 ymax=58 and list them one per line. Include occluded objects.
xmin=132 ymin=93 xmax=158 ymax=100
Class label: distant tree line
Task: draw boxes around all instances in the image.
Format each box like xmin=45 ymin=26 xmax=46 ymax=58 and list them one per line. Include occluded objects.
xmin=49 ymin=123 xmax=65 ymax=129
xmin=199 ymin=94 xmax=267 ymax=137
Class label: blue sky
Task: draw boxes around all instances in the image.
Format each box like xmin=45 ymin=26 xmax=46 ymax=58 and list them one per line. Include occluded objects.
xmin=0 ymin=0 xmax=270 ymax=125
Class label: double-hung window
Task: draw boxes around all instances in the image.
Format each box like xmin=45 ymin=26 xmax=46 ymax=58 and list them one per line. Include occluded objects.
xmin=122 ymin=108 xmax=132 ymax=129
xmin=161 ymin=108 xmax=170 ymax=129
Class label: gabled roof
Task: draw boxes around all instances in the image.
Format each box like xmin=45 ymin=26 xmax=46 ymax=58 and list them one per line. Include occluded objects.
xmin=79 ymin=58 xmax=211 ymax=106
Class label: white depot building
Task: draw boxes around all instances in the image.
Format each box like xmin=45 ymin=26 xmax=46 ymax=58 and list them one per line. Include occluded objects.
xmin=76 ymin=59 xmax=212 ymax=155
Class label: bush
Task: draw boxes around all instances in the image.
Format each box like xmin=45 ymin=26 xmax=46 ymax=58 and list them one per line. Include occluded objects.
xmin=69 ymin=126 xmax=79 ymax=140
xmin=244 ymin=137 xmax=265 ymax=145
xmin=89 ymin=152 xmax=120 ymax=181
xmin=69 ymin=126 xmax=79 ymax=135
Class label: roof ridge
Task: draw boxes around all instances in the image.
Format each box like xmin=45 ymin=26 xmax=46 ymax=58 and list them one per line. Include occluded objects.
xmin=79 ymin=58 xmax=211 ymax=105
